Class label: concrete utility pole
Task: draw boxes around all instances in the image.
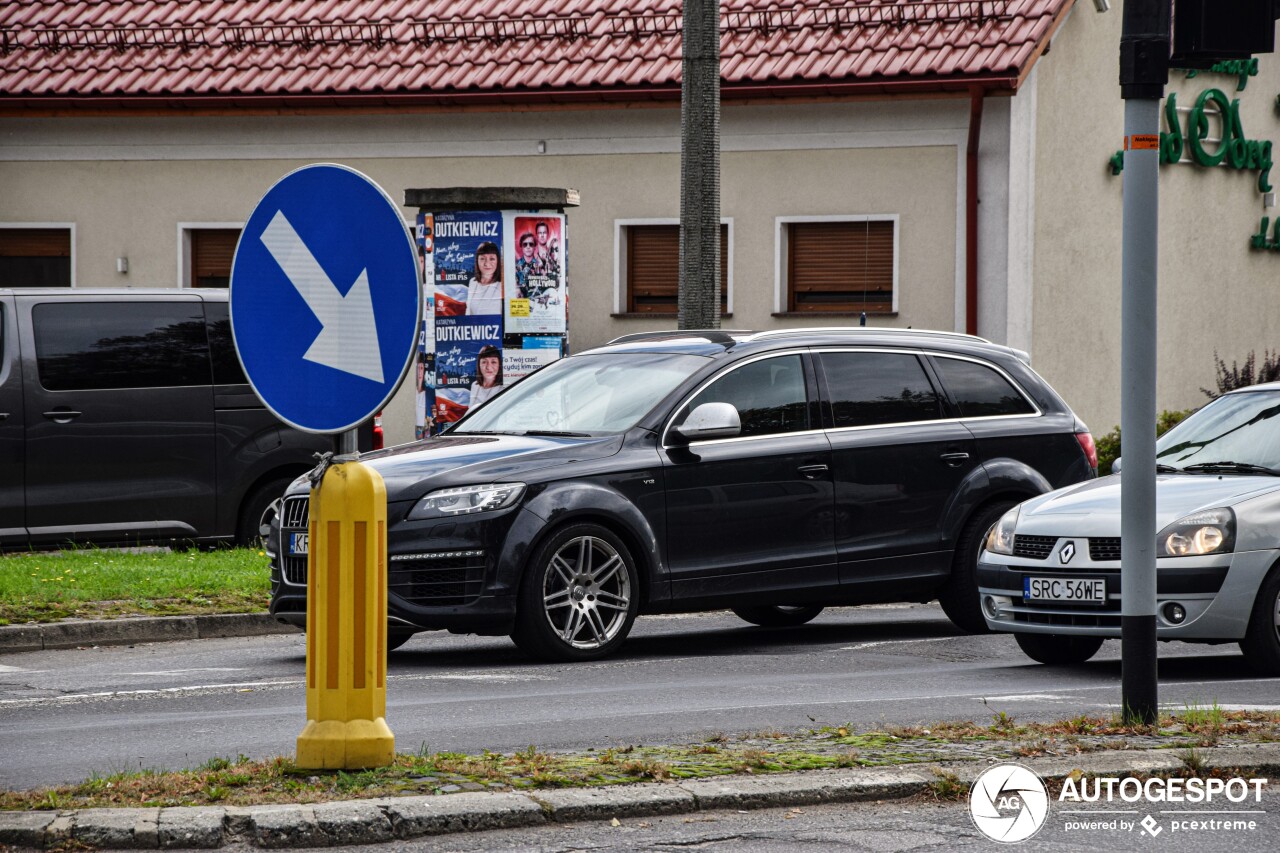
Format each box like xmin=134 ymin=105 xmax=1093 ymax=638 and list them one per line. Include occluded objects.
xmin=1118 ymin=0 xmax=1170 ymax=727
xmin=678 ymin=0 xmax=721 ymax=330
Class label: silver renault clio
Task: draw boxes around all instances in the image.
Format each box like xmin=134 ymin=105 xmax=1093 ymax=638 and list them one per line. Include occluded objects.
xmin=978 ymin=382 xmax=1280 ymax=674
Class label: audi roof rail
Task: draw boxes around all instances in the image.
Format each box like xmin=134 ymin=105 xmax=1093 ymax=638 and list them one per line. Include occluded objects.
xmin=605 ymin=329 xmax=756 ymax=345
xmin=747 ymin=327 xmax=991 ymax=344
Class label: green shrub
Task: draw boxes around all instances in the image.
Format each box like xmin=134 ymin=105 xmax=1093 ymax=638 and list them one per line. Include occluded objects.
xmin=1095 ymin=409 xmax=1194 ymax=476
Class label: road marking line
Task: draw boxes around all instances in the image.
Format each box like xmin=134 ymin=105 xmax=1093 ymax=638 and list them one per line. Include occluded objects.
xmin=0 ymin=671 xmax=552 ymax=708
xmin=837 ymin=637 xmax=957 ymax=651
xmin=125 ymin=668 xmax=247 ymax=676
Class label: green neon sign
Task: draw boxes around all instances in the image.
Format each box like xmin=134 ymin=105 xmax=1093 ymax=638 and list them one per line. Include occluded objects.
xmin=1252 ymin=217 xmax=1280 ymax=252
xmin=1110 ymin=89 xmax=1274 ymax=194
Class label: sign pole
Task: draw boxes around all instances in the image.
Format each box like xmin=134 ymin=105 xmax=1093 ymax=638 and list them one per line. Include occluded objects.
xmin=229 ymin=163 xmax=421 ymax=769
xmin=1118 ymin=0 xmax=1169 ymax=727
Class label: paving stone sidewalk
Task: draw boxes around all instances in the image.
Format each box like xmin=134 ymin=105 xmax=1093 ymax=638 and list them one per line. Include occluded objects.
xmin=2 ymin=744 xmax=1278 ymax=850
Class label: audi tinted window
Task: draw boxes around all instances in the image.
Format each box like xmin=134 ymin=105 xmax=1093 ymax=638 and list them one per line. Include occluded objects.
xmin=677 ymin=354 xmax=809 ymax=438
xmin=820 ymin=351 xmax=942 ymax=427
xmin=933 ymin=356 xmax=1034 ymax=418
xmin=34 ymin=302 xmax=211 ymax=391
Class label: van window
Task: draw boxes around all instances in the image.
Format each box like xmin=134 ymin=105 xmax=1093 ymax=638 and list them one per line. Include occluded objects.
xmin=204 ymin=302 xmax=248 ymax=385
xmin=932 ymin=356 xmax=1034 ymax=418
xmin=819 ymin=351 xmax=942 ymax=427
xmin=33 ymin=302 xmax=211 ymax=390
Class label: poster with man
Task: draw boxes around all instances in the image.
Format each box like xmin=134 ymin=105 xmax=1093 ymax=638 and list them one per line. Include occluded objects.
xmin=505 ymin=213 xmax=566 ymax=334
xmin=433 ymin=316 xmax=502 ymax=425
xmin=432 ymin=211 xmax=504 ymax=317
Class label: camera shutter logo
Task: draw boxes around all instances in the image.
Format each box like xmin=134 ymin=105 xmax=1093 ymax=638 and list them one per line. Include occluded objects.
xmin=1059 ymin=541 xmax=1076 ymax=564
xmin=969 ymin=763 xmax=1050 ymax=843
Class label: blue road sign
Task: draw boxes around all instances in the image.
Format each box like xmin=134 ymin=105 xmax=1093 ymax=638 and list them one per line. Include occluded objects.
xmin=230 ymin=164 xmax=421 ymax=434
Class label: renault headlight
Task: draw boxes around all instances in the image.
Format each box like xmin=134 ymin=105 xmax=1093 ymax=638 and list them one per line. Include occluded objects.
xmin=1156 ymin=508 xmax=1235 ymax=557
xmin=408 ymin=483 xmax=526 ymax=519
xmin=984 ymin=506 xmax=1020 ymax=555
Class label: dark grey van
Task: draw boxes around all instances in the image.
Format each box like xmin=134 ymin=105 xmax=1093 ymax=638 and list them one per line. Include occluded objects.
xmin=0 ymin=288 xmax=336 ymax=550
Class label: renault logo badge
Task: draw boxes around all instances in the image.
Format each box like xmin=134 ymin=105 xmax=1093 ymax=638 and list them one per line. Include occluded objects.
xmin=1059 ymin=541 xmax=1076 ymax=564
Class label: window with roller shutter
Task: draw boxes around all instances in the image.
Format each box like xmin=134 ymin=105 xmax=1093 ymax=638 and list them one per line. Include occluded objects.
xmin=0 ymin=228 xmax=72 ymax=287
xmin=623 ymin=223 xmax=729 ymax=315
xmin=190 ymin=228 xmax=240 ymax=288
xmin=783 ymin=218 xmax=896 ymax=314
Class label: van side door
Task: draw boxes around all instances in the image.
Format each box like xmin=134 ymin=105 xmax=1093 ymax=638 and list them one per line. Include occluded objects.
xmin=0 ymin=294 xmax=24 ymax=546
xmin=20 ymin=296 xmax=217 ymax=544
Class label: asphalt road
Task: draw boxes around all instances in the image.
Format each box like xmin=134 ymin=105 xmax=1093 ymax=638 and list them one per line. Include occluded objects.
xmin=2 ymin=603 xmax=1279 ymax=791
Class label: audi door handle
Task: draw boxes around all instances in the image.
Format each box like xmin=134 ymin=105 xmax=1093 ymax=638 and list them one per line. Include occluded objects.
xmin=940 ymin=452 xmax=970 ymax=467
xmin=43 ymin=410 xmax=82 ymax=423
xmin=797 ymin=464 xmax=830 ymax=479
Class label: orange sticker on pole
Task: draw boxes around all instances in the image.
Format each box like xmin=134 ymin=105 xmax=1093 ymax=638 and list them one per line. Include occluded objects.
xmin=1125 ymin=135 xmax=1160 ymax=151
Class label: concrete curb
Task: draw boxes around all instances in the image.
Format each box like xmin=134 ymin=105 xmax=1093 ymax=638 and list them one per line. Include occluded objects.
xmin=2 ymin=743 xmax=1277 ymax=850
xmin=0 ymin=614 xmax=299 ymax=654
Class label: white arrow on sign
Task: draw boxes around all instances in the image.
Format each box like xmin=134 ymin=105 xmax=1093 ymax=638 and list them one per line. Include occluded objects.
xmin=259 ymin=210 xmax=384 ymax=383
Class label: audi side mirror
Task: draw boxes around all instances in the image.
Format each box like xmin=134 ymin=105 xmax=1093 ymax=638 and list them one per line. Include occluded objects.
xmin=1112 ymin=457 xmax=1122 ymax=474
xmin=672 ymin=402 xmax=742 ymax=442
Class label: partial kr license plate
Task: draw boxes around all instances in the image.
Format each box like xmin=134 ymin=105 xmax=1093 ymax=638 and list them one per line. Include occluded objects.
xmin=1023 ymin=576 xmax=1106 ymax=605
xmin=288 ymin=532 xmax=309 ymax=556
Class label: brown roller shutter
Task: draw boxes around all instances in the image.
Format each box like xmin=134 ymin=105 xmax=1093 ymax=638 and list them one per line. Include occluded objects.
xmin=625 ymin=224 xmax=729 ymax=314
xmin=0 ymin=229 xmax=70 ymax=257
xmin=191 ymin=229 xmax=240 ymax=288
xmin=787 ymin=220 xmax=894 ymax=313
xmin=0 ymin=228 xmax=72 ymax=287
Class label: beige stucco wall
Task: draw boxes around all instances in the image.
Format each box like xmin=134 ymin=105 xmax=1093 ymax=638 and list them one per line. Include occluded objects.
xmin=0 ymin=114 xmax=960 ymax=444
xmin=1032 ymin=7 xmax=1280 ymax=435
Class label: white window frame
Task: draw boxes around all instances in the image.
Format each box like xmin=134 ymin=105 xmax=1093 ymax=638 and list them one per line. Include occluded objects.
xmin=177 ymin=222 xmax=243 ymax=289
xmin=773 ymin=214 xmax=900 ymax=314
xmin=613 ymin=217 xmax=734 ymax=315
xmin=0 ymin=222 xmax=77 ymax=287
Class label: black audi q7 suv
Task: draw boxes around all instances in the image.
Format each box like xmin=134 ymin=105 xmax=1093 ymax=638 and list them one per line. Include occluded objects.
xmin=269 ymin=328 xmax=1096 ymax=660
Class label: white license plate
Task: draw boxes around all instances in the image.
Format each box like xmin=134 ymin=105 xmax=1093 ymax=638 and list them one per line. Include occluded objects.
xmin=1023 ymin=576 xmax=1106 ymax=605
xmin=288 ymin=532 xmax=309 ymax=556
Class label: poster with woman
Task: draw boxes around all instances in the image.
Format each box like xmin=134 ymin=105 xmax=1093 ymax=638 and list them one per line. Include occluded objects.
xmin=504 ymin=212 xmax=566 ymax=334
xmin=432 ymin=211 xmax=503 ymax=317
xmin=433 ymin=316 xmax=502 ymax=425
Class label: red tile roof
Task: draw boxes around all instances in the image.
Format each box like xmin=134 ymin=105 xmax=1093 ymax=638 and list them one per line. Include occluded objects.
xmin=0 ymin=1 xmax=1074 ymax=110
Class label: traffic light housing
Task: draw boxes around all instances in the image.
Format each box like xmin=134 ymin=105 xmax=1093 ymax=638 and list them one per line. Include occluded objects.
xmin=1170 ymin=0 xmax=1279 ymax=68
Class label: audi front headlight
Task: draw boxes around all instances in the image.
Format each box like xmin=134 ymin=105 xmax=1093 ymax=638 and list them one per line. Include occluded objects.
xmin=1156 ymin=508 xmax=1235 ymax=557
xmin=984 ymin=506 xmax=1020 ymax=555
xmin=408 ymin=483 xmax=526 ymax=519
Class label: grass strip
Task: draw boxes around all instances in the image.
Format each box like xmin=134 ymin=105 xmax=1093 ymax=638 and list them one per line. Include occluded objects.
xmin=3 ymin=708 xmax=1276 ymax=810
xmin=0 ymin=547 xmax=270 ymax=625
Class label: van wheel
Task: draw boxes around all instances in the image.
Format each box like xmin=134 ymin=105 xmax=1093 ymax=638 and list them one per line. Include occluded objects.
xmin=1015 ymin=633 xmax=1104 ymax=665
xmin=511 ymin=524 xmax=639 ymax=662
xmin=939 ymin=501 xmax=1015 ymax=634
xmin=1240 ymin=568 xmax=1280 ymax=676
xmin=236 ymin=477 xmax=294 ymax=548
xmin=732 ymin=605 xmax=824 ymax=627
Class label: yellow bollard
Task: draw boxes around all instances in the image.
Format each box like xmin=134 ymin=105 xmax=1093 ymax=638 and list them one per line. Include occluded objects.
xmin=295 ymin=460 xmax=395 ymax=769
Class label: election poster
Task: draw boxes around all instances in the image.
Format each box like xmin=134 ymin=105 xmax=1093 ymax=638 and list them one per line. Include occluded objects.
xmin=434 ymin=316 xmax=502 ymax=424
xmin=505 ymin=213 xmax=566 ymax=334
xmin=432 ymin=210 xmax=504 ymax=317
